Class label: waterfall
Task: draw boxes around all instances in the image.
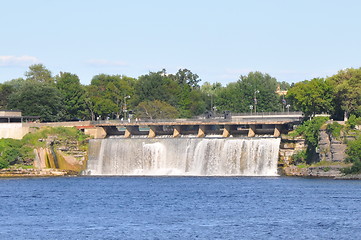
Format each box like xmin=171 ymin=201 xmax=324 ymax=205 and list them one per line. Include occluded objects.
xmin=85 ymin=137 xmax=281 ymax=176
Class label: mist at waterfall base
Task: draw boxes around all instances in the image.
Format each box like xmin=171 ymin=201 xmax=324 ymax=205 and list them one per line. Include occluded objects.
xmin=86 ymin=137 xmax=281 ymax=176
xmin=1 ymin=177 xmax=361 ymax=239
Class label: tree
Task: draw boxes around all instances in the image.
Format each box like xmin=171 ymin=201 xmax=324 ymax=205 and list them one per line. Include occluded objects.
xmin=55 ymin=72 xmax=87 ymax=120
xmin=287 ymin=78 xmax=334 ymax=117
xmin=0 ymin=78 xmax=26 ymax=109
xmin=170 ymin=68 xmax=201 ymax=89
xmin=25 ymin=64 xmax=54 ymax=84
xmin=7 ymin=81 xmax=64 ymax=122
xmin=0 ymin=83 xmax=15 ymax=109
xmin=87 ymin=74 xmax=136 ymax=119
xmin=135 ymin=100 xmax=178 ymax=119
xmin=134 ymin=71 xmax=181 ymax=106
xmin=326 ymin=68 xmax=361 ymax=119
xmin=237 ymin=72 xmax=281 ymax=113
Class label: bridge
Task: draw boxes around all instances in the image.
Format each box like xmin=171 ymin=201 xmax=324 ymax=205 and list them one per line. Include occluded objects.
xmin=0 ymin=111 xmax=303 ymax=139
xmin=90 ymin=112 xmax=303 ymax=138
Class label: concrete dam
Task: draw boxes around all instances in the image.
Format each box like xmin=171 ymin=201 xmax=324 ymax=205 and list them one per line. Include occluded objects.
xmin=84 ymin=114 xmax=300 ymax=176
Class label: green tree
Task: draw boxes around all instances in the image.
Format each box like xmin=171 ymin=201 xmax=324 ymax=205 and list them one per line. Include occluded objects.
xmin=135 ymin=100 xmax=178 ymax=119
xmin=342 ymin=134 xmax=361 ymax=174
xmin=326 ymin=68 xmax=361 ymax=119
xmin=287 ymin=78 xmax=334 ymax=117
xmin=25 ymin=64 xmax=54 ymax=84
xmin=7 ymin=81 xmax=64 ymax=122
xmin=0 ymin=78 xmax=26 ymax=109
xmin=134 ymin=71 xmax=181 ymax=107
xmin=291 ymin=116 xmax=329 ymax=163
xmin=238 ymin=72 xmax=281 ymax=113
xmin=0 ymin=83 xmax=14 ymax=109
xmin=201 ymin=82 xmax=222 ymax=112
xmin=87 ymin=74 xmax=136 ymax=119
xmin=170 ymin=68 xmax=201 ymax=89
xmin=55 ymin=72 xmax=87 ymax=120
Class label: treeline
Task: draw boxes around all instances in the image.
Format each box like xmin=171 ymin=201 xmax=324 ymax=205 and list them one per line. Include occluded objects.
xmin=0 ymin=64 xmax=360 ymax=121
xmin=0 ymin=64 xmax=290 ymax=121
xmin=287 ymin=68 xmax=361 ymax=119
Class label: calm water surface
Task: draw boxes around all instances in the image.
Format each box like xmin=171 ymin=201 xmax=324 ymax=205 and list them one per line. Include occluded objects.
xmin=0 ymin=177 xmax=360 ymax=239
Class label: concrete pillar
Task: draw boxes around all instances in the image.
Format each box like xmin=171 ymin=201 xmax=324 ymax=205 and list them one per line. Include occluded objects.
xmin=124 ymin=127 xmax=132 ymax=138
xmin=173 ymin=126 xmax=181 ymax=138
xmin=248 ymin=125 xmax=256 ymax=137
xmin=222 ymin=125 xmax=231 ymax=137
xmin=148 ymin=126 xmax=157 ymax=138
xmin=197 ymin=125 xmax=206 ymax=138
xmin=274 ymin=124 xmax=282 ymax=137
xmin=95 ymin=127 xmax=107 ymax=139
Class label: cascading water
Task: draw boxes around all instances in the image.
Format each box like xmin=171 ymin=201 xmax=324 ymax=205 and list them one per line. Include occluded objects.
xmin=85 ymin=137 xmax=281 ymax=176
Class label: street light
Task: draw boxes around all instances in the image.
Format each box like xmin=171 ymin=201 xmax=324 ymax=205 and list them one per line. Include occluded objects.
xmin=254 ymin=90 xmax=260 ymax=114
xmin=249 ymin=105 xmax=253 ymax=114
xmin=207 ymin=93 xmax=213 ymax=112
xmin=286 ymin=104 xmax=291 ymax=114
xmin=123 ymin=95 xmax=130 ymax=119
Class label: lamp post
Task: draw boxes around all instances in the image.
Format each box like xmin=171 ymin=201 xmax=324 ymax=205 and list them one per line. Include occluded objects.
xmin=254 ymin=90 xmax=259 ymax=114
xmin=286 ymin=104 xmax=291 ymax=114
xmin=249 ymin=105 xmax=253 ymax=115
xmin=123 ymin=95 xmax=130 ymax=119
xmin=208 ymin=93 xmax=213 ymax=113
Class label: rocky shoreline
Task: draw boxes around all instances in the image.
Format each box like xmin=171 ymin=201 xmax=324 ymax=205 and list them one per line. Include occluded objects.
xmin=1 ymin=167 xmax=360 ymax=179
xmin=0 ymin=168 xmax=78 ymax=178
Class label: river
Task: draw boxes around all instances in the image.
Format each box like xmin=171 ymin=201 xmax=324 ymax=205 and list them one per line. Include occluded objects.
xmin=0 ymin=177 xmax=360 ymax=239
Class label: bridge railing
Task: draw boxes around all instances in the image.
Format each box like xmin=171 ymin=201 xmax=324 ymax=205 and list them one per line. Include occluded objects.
xmin=91 ymin=112 xmax=304 ymax=125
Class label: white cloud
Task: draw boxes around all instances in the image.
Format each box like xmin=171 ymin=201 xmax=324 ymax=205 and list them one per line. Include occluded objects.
xmin=86 ymin=59 xmax=127 ymax=67
xmin=0 ymin=55 xmax=39 ymax=67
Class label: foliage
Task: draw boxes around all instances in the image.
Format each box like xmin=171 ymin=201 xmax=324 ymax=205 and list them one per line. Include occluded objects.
xmin=326 ymin=122 xmax=344 ymax=138
xmin=0 ymin=83 xmax=15 ymax=109
xmin=326 ymin=68 xmax=361 ymax=119
xmin=292 ymin=150 xmax=307 ymax=165
xmin=25 ymin=64 xmax=54 ymax=84
xmin=55 ymin=72 xmax=87 ymax=120
xmin=207 ymin=72 xmax=282 ymax=113
xmin=237 ymin=72 xmax=281 ymax=112
xmin=134 ymin=71 xmax=181 ymax=107
xmin=0 ymin=138 xmax=30 ymax=168
xmin=0 ymin=127 xmax=88 ymax=169
xmin=135 ymin=100 xmax=178 ymax=119
xmin=290 ymin=116 xmax=329 ymax=163
xmin=2 ymin=64 xmax=360 ymax=122
xmin=340 ymin=131 xmax=361 ymax=174
xmin=7 ymin=81 xmax=64 ymax=122
xmin=287 ymin=78 xmax=334 ymax=117
xmin=169 ymin=68 xmax=201 ymax=89
xmin=87 ymin=74 xmax=136 ymax=119
xmin=346 ymin=115 xmax=361 ymax=130
xmin=345 ymin=135 xmax=361 ymax=163
xmin=0 ymin=159 xmax=9 ymax=169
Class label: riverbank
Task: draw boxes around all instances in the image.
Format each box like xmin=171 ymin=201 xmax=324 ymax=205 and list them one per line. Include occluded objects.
xmin=1 ymin=167 xmax=360 ymax=179
xmin=0 ymin=168 xmax=78 ymax=178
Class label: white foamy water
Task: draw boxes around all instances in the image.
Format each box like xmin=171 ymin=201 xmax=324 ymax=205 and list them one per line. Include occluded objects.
xmin=85 ymin=138 xmax=281 ymax=176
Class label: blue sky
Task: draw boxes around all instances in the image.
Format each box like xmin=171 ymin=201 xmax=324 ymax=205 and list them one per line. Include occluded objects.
xmin=1 ymin=0 xmax=361 ymax=85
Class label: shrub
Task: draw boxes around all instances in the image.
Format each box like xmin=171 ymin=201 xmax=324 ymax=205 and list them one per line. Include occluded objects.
xmin=0 ymin=158 xmax=9 ymax=169
xmin=346 ymin=115 xmax=361 ymax=130
xmin=292 ymin=150 xmax=307 ymax=165
xmin=342 ymin=134 xmax=361 ymax=174
xmin=326 ymin=122 xmax=344 ymax=138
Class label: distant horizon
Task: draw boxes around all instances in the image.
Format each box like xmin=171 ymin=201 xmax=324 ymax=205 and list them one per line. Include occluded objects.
xmin=1 ymin=0 xmax=361 ymax=85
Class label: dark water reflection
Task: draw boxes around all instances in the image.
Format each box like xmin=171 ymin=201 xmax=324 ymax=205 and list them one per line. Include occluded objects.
xmin=0 ymin=177 xmax=360 ymax=239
